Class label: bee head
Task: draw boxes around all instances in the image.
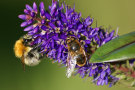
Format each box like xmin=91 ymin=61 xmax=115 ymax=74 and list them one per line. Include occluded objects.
xmin=22 ymin=34 xmax=33 ymax=46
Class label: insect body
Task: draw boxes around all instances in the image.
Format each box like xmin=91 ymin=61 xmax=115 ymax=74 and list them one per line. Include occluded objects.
xmin=66 ymin=36 xmax=87 ymax=78
xmin=14 ymin=34 xmax=42 ymax=67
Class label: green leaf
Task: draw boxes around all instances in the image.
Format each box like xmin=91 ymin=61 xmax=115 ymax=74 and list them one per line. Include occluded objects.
xmin=90 ymin=31 xmax=135 ymax=63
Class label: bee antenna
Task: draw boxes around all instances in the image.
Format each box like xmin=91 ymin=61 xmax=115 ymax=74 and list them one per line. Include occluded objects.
xmin=39 ymin=53 xmax=46 ymax=59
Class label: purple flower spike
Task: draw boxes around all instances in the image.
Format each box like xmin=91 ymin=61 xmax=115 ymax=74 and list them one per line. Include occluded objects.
xmin=18 ymin=0 xmax=124 ymax=87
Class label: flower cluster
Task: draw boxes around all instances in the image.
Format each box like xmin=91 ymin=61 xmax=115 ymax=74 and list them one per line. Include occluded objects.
xmin=18 ymin=0 xmax=135 ymax=87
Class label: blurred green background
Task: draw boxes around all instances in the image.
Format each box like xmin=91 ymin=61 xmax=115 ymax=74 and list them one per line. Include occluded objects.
xmin=0 ymin=0 xmax=135 ymax=90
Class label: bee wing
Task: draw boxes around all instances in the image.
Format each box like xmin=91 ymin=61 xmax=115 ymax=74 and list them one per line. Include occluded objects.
xmin=66 ymin=53 xmax=77 ymax=78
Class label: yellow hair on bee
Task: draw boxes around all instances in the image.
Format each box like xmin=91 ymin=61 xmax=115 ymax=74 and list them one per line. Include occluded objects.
xmin=14 ymin=39 xmax=26 ymax=58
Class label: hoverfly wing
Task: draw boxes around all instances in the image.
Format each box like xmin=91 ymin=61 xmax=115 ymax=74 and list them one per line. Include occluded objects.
xmin=66 ymin=53 xmax=76 ymax=78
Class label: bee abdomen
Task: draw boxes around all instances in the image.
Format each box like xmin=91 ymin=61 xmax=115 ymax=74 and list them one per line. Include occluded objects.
xmin=14 ymin=39 xmax=25 ymax=58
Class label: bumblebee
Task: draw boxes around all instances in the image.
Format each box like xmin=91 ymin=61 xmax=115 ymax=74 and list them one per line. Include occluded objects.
xmin=14 ymin=34 xmax=42 ymax=67
xmin=66 ymin=36 xmax=87 ymax=78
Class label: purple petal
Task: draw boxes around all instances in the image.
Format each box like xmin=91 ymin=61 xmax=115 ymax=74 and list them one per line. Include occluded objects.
xmin=78 ymin=24 xmax=83 ymax=30
xmin=27 ymin=19 xmax=33 ymax=24
xmin=85 ymin=16 xmax=93 ymax=26
xmin=109 ymin=30 xmax=114 ymax=38
xmin=21 ymin=21 xmax=28 ymax=27
xmin=57 ymin=21 xmax=61 ymax=26
xmin=24 ymin=9 xmax=29 ymax=14
xmin=105 ymin=77 xmax=108 ymax=85
xmin=18 ymin=15 xmax=26 ymax=20
xmin=33 ymin=2 xmax=37 ymax=13
xmin=39 ymin=2 xmax=45 ymax=11
xmin=26 ymin=4 xmax=33 ymax=11
xmin=37 ymin=38 xmax=42 ymax=44
xmin=59 ymin=3 xmax=64 ymax=10
xmin=40 ymin=8 xmax=45 ymax=16
xmin=33 ymin=26 xmax=39 ymax=33
xmin=48 ymin=49 xmax=56 ymax=58
xmin=101 ymin=80 xmax=105 ymax=85
xmin=49 ymin=22 xmax=56 ymax=29
xmin=21 ymin=19 xmax=33 ymax=27
xmin=85 ymin=40 xmax=91 ymax=44
xmin=28 ymin=31 xmax=34 ymax=35
xmin=41 ymin=25 xmax=47 ymax=31
xmin=51 ymin=40 xmax=54 ymax=48
xmin=85 ymin=16 xmax=90 ymax=22
xmin=30 ymin=12 xmax=35 ymax=17
xmin=97 ymin=78 xmax=102 ymax=86
xmin=24 ymin=25 xmax=33 ymax=31
xmin=41 ymin=19 xmax=45 ymax=24
xmin=57 ymin=52 xmax=61 ymax=63
xmin=99 ymin=31 xmax=104 ymax=40
xmin=39 ymin=2 xmax=45 ymax=16
xmin=50 ymin=1 xmax=57 ymax=15
xmin=104 ymin=37 xmax=112 ymax=43
xmin=45 ymin=12 xmax=51 ymax=20
xmin=100 ymin=71 xmax=106 ymax=79
xmin=106 ymin=68 xmax=111 ymax=74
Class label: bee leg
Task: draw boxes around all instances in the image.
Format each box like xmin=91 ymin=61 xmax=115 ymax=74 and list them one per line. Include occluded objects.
xmin=39 ymin=52 xmax=46 ymax=60
xmin=21 ymin=55 xmax=25 ymax=71
xmin=32 ymin=42 xmax=43 ymax=51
